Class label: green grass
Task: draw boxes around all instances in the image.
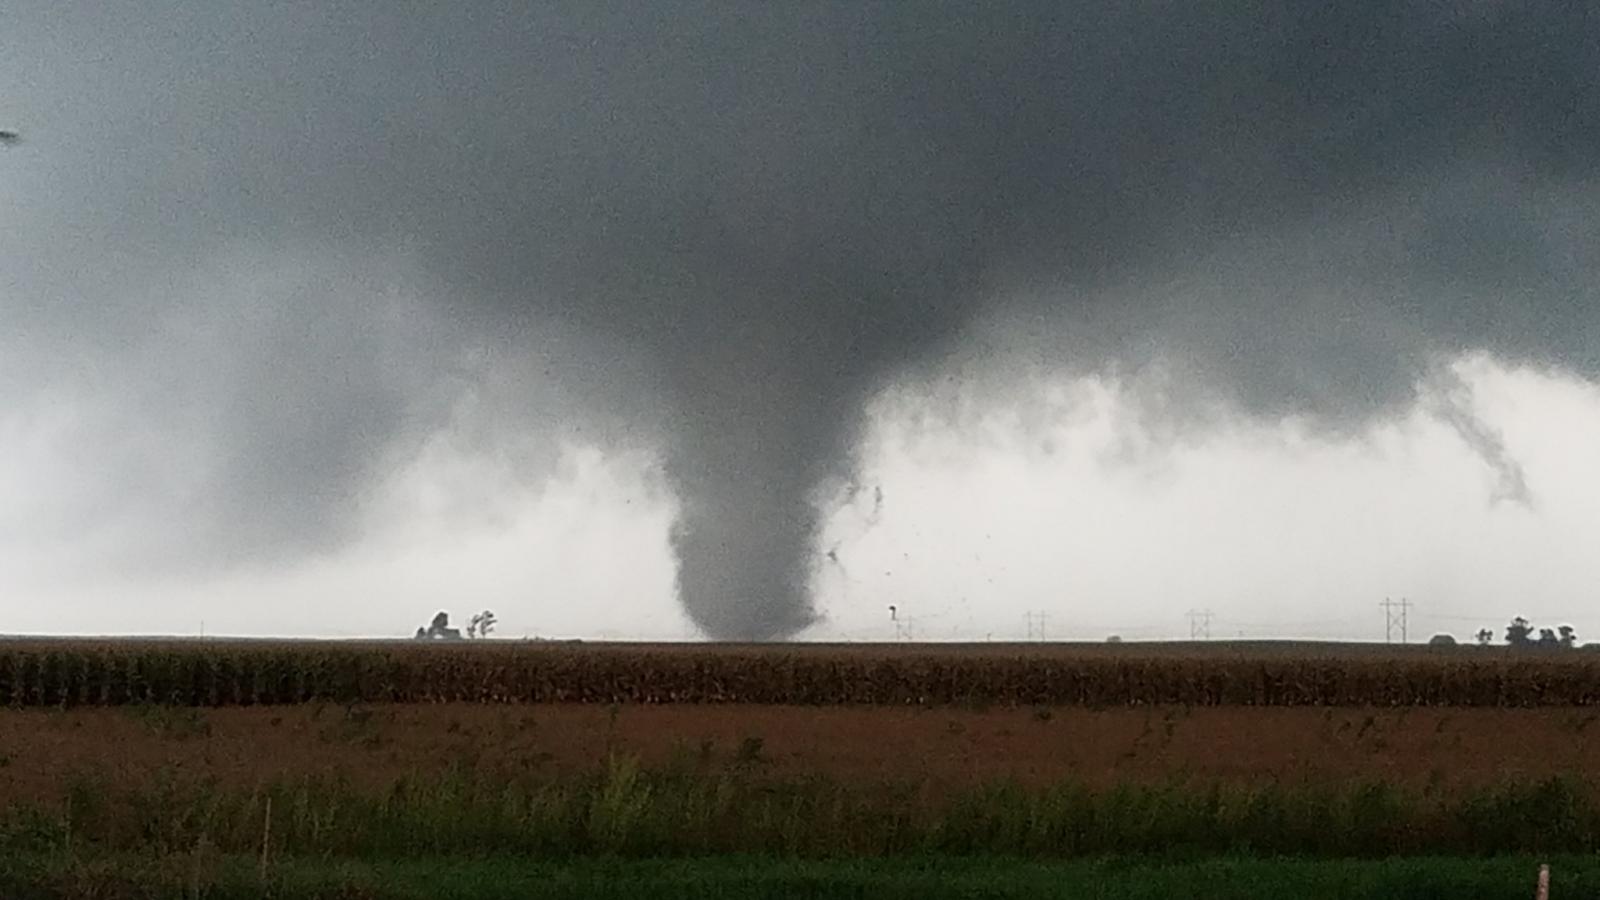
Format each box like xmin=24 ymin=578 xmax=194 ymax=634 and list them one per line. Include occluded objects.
xmin=7 ymin=762 xmax=1599 ymax=897
xmin=5 ymin=760 xmax=1599 ymax=861
xmin=0 ymin=852 xmax=1590 ymax=899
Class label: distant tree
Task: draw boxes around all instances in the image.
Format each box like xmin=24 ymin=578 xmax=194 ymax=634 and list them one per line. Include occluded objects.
xmin=1559 ymin=625 xmax=1578 ymax=648
xmin=1474 ymin=628 xmax=1494 ymax=647
xmin=413 ymin=627 xmax=428 ymax=640
xmin=1506 ymin=617 xmax=1535 ymax=647
xmin=1427 ymin=634 xmax=1456 ymax=647
xmin=1537 ymin=627 xmax=1561 ymax=649
xmin=469 ymin=610 xmax=498 ymax=638
xmin=0 ymin=131 xmax=19 ymax=147
xmin=1106 ymin=635 xmax=1123 ymax=644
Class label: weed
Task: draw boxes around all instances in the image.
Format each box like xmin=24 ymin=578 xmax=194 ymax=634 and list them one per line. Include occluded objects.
xmin=0 ymin=807 xmax=69 ymax=855
xmin=125 ymin=705 xmax=211 ymax=740
xmin=1355 ymin=715 xmax=1376 ymax=740
xmin=735 ymin=736 xmax=766 ymax=766
xmin=1425 ymin=768 xmax=1447 ymax=796
xmin=317 ymin=705 xmax=384 ymax=747
xmin=5 ymin=766 xmax=1600 ymax=861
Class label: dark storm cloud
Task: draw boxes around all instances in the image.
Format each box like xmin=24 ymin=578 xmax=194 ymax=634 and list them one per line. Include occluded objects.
xmin=3 ymin=3 xmax=1598 ymax=637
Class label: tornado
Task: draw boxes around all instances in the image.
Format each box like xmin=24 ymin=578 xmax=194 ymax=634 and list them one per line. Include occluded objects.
xmin=3 ymin=4 xmax=1598 ymax=638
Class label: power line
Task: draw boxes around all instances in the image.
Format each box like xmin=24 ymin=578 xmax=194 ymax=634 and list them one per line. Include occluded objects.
xmin=1212 ymin=615 xmax=1370 ymax=630
xmin=1417 ymin=611 xmax=1585 ymax=625
xmin=1379 ymin=597 xmax=1412 ymax=644
xmin=1186 ymin=609 xmax=1215 ymax=640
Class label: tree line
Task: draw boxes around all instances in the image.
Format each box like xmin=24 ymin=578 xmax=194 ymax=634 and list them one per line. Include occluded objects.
xmin=1430 ymin=617 xmax=1583 ymax=649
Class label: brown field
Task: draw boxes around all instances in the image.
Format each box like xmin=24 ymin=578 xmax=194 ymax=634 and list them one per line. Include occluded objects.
xmin=3 ymin=702 xmax=1599 ymax=806
xmin=3 ymin=640 xmax=1599 ymax=808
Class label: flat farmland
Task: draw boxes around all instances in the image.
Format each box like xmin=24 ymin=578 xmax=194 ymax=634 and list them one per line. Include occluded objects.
xmin=3 ymin=702 xmax=1600 ymax=807
xmin=7 ymin=639 xmax=1600 ymax=891
xmin=4 ymin=638 xmax=1600 ymax=706
xmin=2 ymin=639 xmax=1600 ymax=807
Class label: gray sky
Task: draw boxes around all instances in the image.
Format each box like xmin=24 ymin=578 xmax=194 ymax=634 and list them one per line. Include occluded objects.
xmin=3 ymin=3 xmax=1598 ymax=641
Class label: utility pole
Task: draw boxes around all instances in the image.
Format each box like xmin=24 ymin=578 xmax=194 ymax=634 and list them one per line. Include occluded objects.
xmin=1379 ymin=597 xmax=1412 ymax=644
xmin=889 ymin=605 xmax=914 ymax=641
xmin=1186 ymin=609 xmax=1214 ymax=640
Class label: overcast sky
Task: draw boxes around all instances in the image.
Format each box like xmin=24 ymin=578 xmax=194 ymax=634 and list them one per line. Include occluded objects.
xmin=3 ymin=3 xmax=1597 ymax=642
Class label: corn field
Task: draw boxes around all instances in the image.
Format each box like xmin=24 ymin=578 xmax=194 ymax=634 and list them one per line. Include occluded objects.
xmin=1 ymin=641 xmax=1598 ymax=707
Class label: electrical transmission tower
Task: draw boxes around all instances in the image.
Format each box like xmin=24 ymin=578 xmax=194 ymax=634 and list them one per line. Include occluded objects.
xmin=1024 ymin=610 xmax=1048 ymax=641
xmin=1186 ymin=609 xmax=1215 ymax=640
xmin=1379 ymin=597 xmax=1412 ymax=644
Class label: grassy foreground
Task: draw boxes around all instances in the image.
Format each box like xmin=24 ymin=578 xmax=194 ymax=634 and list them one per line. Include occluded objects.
xmin=6 ymin=761 xmax=1598 ymax=896
xmin=5 ymin=761 xmax=1600 ymax=858
xmin=0 ymin=853 xmax=1589 ymax=899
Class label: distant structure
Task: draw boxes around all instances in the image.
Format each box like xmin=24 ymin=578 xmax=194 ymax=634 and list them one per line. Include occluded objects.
xmin=0 ymin=130 xmax=19 ymax=147
xmin=414 ymin=611 xmax=463 ymax=640
xmin=888 ymin=605 xmax=915 ymax=641
xmin=1023 ymin=610 xmax=1048 ymax=641
xmin=1379 ymin=597 xmax=1411 ymax=643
